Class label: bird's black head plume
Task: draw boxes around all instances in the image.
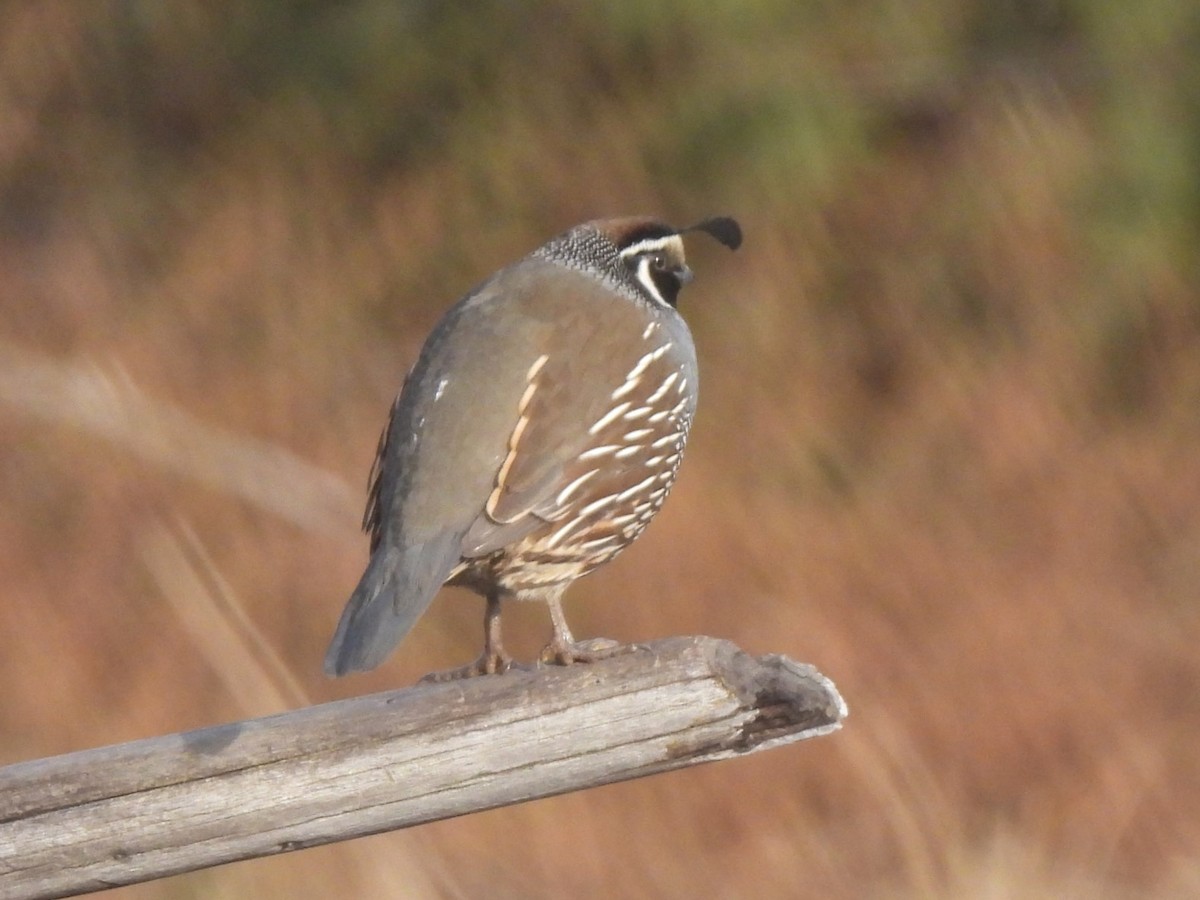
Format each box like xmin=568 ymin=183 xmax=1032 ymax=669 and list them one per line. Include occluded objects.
xmin=682 ymin=216 xmax=743 ymax=251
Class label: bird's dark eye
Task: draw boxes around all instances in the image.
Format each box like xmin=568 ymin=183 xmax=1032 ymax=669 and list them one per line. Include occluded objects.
xmin=626 ymin=252 xmax=667 ymax=274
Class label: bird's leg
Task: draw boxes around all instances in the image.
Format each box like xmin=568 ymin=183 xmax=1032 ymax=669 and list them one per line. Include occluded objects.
xmin=478 ymin=590 xmax=512 ymax=673
xmin=420 ymin=590 xmax=516 ymax=682
xmin=538 ymin=592 xmax=628 ymax=666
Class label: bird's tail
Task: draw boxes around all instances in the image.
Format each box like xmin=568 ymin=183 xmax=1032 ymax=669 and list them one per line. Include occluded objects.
xmin=323 ymin=534 xmax=458 ymax=676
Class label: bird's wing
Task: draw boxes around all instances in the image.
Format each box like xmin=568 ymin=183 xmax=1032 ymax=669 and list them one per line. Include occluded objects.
xmin=460 ymin=301 xmax=696 ymax=557
xmin=363 ymin=374 xmax=408 ymax=554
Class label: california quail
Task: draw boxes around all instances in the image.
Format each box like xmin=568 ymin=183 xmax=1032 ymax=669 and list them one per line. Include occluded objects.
xmin=325 ymin=215 xmax=742 ymax=679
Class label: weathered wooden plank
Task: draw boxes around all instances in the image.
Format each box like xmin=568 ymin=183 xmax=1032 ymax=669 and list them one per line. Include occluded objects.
xmin=0 ymin=636 xmax=846 ymax=900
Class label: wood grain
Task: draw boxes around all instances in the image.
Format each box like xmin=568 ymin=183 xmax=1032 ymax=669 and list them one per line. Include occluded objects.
xmin=0 ymin=636 xmax=847 ymax=899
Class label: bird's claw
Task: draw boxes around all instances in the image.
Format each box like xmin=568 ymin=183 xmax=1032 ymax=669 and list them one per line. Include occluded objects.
xmin=419 ymin=650 xmax=523 ymax=683
xmin=538 ymin=637 xmax=632 ymax=667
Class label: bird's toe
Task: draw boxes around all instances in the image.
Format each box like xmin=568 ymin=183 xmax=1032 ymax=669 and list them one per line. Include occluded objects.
xmin=538 ymin=637 xmax=633 ymax=667
xmin=419 ymin=649 xmax=520 ymax=683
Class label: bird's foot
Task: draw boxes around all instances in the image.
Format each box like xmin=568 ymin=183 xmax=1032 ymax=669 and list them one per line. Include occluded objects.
xmin=538 ymin=637 xmax=636 ymax=667
xmin=419 ymin=649 xmax=523 ymax=683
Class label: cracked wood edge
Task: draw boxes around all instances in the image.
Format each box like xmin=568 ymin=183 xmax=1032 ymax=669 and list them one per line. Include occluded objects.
xmin=0 ymin=635 xmax=847 ymax=900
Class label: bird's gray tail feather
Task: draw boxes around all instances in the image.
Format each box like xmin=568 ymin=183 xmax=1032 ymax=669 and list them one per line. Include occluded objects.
xmin=324 ymin=533 xmax=460 ymax=676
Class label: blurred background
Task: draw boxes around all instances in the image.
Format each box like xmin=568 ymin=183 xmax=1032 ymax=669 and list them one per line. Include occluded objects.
xmin=2 ymin=1 xmax=1199 ymax=897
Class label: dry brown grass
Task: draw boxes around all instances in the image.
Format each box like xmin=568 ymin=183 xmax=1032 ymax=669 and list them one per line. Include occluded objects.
xmin=3 ymin=3 xmax=1200 ymax=897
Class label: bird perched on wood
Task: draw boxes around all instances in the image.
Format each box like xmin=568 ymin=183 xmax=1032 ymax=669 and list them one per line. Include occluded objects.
xmin=324 ymin=214 xmax=742 ymax=679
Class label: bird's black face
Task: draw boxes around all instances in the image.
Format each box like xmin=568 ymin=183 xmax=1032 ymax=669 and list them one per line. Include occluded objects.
xmin=618 ymin=231 xmax=692 ymax=308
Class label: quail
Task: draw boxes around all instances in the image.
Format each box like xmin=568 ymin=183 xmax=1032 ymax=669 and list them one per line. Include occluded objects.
xmin=324 ymin=214 xmax=742 ymax=679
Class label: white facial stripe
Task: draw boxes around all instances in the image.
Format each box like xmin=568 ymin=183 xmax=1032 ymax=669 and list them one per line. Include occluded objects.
xmin=636 ymin=258 xmax=667 ymax=306
xmin=618 ymin=234 xmax=684 ymax=261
